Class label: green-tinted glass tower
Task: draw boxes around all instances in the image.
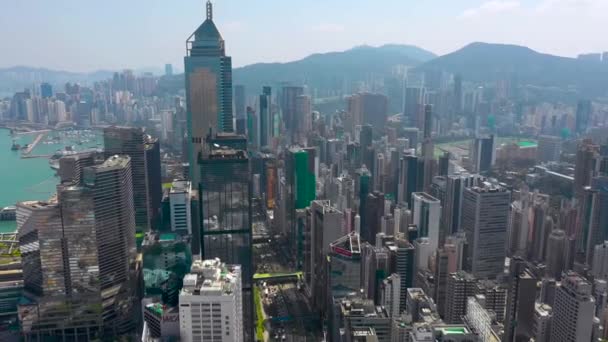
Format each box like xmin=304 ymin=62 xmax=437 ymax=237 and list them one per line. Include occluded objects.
xmin=294 ymin=149 xmax=316 ymax=209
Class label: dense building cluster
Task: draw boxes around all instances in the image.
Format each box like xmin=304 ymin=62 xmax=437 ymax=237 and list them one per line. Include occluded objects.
xmin=2 ymin=1 xmax=608 ymax=342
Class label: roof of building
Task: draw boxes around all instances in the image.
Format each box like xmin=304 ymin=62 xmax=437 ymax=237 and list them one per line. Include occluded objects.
xmin=97 ymin=154 xmax=130 ymax=169
xmin=170 ymin=180 xmax=191 ymax=193
xmin=181 ymin=258 xmax=240 ymax=297
xmin=330 ymin=232 xmax=361 ymax=257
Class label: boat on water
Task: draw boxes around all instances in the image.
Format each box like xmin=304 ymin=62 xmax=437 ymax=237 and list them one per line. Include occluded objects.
xmin=10 ymin=141 xmax=20 ymax=151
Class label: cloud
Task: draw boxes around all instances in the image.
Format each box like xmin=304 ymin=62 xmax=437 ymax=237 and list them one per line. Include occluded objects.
xmin=460 ymin=1 xmax=521 ymax=18
xmin=310 ymin=23 xmax=346 ymax=33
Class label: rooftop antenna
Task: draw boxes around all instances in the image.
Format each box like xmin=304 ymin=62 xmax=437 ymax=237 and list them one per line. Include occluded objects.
xmin=206 ymin=0 xmax=213 ymax=20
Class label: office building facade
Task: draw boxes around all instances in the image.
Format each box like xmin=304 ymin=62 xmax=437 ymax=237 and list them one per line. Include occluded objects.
xmin=185 ymin=1 xmax=233 ymax=186
xmin=461 ymin=182 xmax=510 ymax=278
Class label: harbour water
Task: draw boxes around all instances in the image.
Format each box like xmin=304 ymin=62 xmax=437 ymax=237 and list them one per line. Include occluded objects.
xmin=0 ymin=128 xmax=103 ymax=232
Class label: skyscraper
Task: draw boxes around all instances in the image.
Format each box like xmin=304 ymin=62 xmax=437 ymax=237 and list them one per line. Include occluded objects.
xmin=104 ymin=126 xmax=150 ymax=230
xmin=40 ymin=82 xmax=53 ymax=99
xmin=390 ymin=234 xmax=415 ymax=312
xmin=593 ymin=241 xmax=608 ymax=280
xmin=537 ymin=135 xmax=562 ymax=163
xmin=453 ymin=74 xmax=463 ymax=115
xmin=442 ymin=173 xmax=480 ymax=236
xmin=185 ymin=0 xmax=233 ymax=186
xmin=17 ymin=155 xmax=137 ymax=339
xmin=234 ymin=85 xmax=246 ymax=135
xmin=503 ymin=258 xmax=536 ymax=342
xmin=328 ymin=232 xmax=362 ymax=299
xmin=310 ymin=200 xmax=343 ymax=314
xmin=294 ymin=94 xmax=312 ymax=145
xmin=411 ymin=192 xmax=441 ymax=252
xmin=583 ymin=176 xmax=608 ymax=265
xmin=145 ymin=135 xmax=162 ymax=228
xmin=444 ymin=271 xmax=476 ymax=324
xmin=575 ymin=99 xmax=592 ymax=134
xmin=397 ymin=153 xmax=419 ymax=207
xmin=348 ymin=93 xmax=389 ymax=134
xmin=258 ymin=86 xmax=272 ymax=148
xmin=404 ymin=87 xmax=425 ymax=128
xmin=545 ymin=229 xmax=566 ymax=279
xmin=198 ymin=136 xmax=252 ymax=286
xmin=573 ymin=139 xmax=599 ymax=199
xmin=281 ymin=85 xmax=304 ymax=136
xmin=461 ymin=182 xmax=510 ymax=278
xmin=471 ymin=135 xmax=495 ymax=173
xmin=532 ymin=303 xmax=552 ymax=342
xmin=550 ymin=272 xmax=595 ymax=342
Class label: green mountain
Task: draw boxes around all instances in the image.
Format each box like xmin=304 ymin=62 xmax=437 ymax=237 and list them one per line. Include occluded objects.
xmin=233 ymin=44 xmax=437 ymax=96
xmin=418 ymin=42 xmax=608 ymax=96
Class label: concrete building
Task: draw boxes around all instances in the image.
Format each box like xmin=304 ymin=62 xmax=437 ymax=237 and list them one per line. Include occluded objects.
xmin=179 ymin=259 xmax=242 ymax=342
xmin=593 ymin=241 xmax=608 ymax=280
xmin=550 ymin=272 xmax=595 ymax=342
xmin=444 ymin=271 xmax=476 ymax=324
xmin=338 ymin=296 xmax=391 ymax=342
xmin=380 ymin=273 xmax=401 ymax=318
xmin=461 ymin=182 xmax=510 ymax=278
xmin=532 ymin=303 xmax=552 ymax=342
xmin=406 ymin=288 xmax=438 ymax=322
xmin=142 ymin=302 xmax=180 ymax=341
xmin=464 ymin=295 xmax=501 ymax=342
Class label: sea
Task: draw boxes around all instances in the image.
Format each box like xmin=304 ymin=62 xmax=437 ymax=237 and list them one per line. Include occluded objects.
xmin=0 ymin=128 xmax=103 ymax=232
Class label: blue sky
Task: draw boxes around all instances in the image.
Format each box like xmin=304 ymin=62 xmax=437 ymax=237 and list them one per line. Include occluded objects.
xmin=1 ymin=0 xmax=606 ymax=72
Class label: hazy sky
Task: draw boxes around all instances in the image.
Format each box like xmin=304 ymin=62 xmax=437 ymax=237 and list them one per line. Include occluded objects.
xmin=1 ymin=0 xmax=606 ymax=72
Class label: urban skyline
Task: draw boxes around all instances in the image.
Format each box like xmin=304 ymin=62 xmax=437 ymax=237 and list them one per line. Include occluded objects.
xmin=2 ymin=0 xmax=608 ymax=341
xmin=1 ymin=0 xmax=608 ymax=71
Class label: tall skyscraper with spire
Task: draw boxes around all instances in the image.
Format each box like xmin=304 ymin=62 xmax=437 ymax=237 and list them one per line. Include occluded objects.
xmin=185 ymin=0 xmax=233 ymax=186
